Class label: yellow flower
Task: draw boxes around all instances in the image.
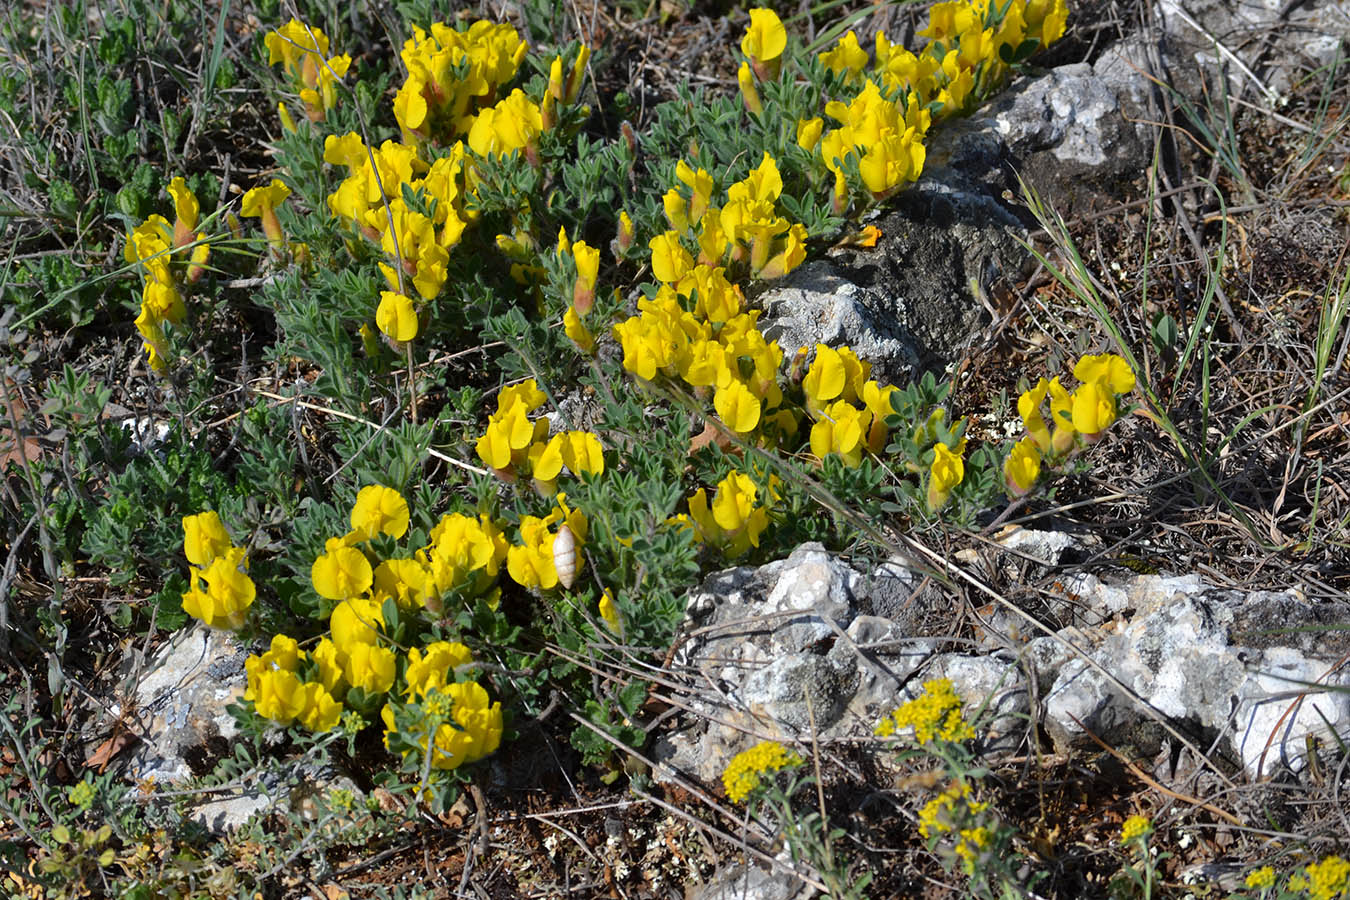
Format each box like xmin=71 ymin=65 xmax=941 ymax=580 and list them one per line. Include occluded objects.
xmin=1070 ymin=380 xmax=1116 ymax=437
xmin=564 ymin=305 xmax=595 ymax=353
xmin=1244 ymin=867 xmax=1276 ymax=891
xmin=875 ymin=678 xmax=973 ymax=744
xmin=467 ymin=89 xmax=542 ymax=157
xmin=598 ymin=590 xmax=623 ymax=636
xmin=737 ymin=61 xmax=763 ymax=115
xmin=927 ymin=442 xmax=965 ymax=512
xmin=572 ymin=240 xmax=600 ymax=314
xmin=1018 ymin=378 xmax=1052 ymax=453
xmin=802 ymin=344 xmax=846 ymax=411
xmin=166 ymin=176 xmax=200 ymax=244
xmin=796 ymin=117 xmax=824 ymax=153
xmin=404 ymin=641 xmax=475 ymax=699
xmin=182 ymin=510 xmax=232 ymax=567
xmin=376 ymin=291 xmax=419 ymax=342
xmin=714 ymin=379 xmax=762 ymax=434
xmin=809 ymin=400 xmax=869 ymax=466
xmin=342 ymin=641 xmax=396 ymax=694
xmin=1073 ymin=353 xmax=1135 ymax=394
xmin=820 ymin=31 xmax=868 ymax=81
xmin=297 ymin=682 xmax=343 ymax=732
xmin=240 ymin=179 xmax=291 ymax=246
xmin=722 ymin=741 xmax=801 ymax=802
xmin=329 ymin=595 xmax=385 ymax=648
xmin=383 ymin=681 xmax=504 ymax=770
xmin=311 ymin=637 xmax=345 ymax=693
xmin=312 ymin=538 xmax=374 ymax=601
xmin=1003 ymin=437 xmax=1041 ymax=496
xmin=1119 ymin=815 xmax=1152 ymax=845
xmin=350 ymin=484 xmax=411 ymax=540
xmin=740 ymin=8 xmax=787 ymax=79
xmin=1300 ymin=856 xmax=1350 ymax=900
xmin=181 ymin=547 xmax=255 ymax=630
xmin=251 ymin=667 xmax=306 ymax=725
xmin=373 ymin=557 xmax=432 ymax=609
xmin=649 ymin=231 xmax=694 ymax=285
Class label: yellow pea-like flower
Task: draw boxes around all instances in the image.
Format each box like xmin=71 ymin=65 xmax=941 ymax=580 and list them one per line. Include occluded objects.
xmin=714 ymin=380 xmax=762 ymax=434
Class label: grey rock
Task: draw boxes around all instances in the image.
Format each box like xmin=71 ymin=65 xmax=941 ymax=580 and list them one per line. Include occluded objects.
xmin=1157 ymin=0 xmax=1350 ymax=95
xmin=690 ymin=862 xmax=814 ymax=900
xmin=741 ymin=652 xmax=859 ymax=734
xmin=930 ymin=654 xmax=1031 ymax=750
xmin=1039 ymin=575 xmax=1350 ymax=777
xmin=1234 ymin=646 xmax=1350 ymax=778
xmin=834 ymin=617 xmax=940 ymax=732
xmin=758 ymin=261 xmax=922 ymax=384
xmin=117 ymin=623 xmax=250 ymax=784
xmin=661 ymin=545 xmax=929 ymax=782
xmin=993 ymin=525 xmax=1085 ymax=567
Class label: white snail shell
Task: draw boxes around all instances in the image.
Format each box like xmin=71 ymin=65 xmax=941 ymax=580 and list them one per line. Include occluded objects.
xmin=552 ymin=524 xmax=578 ymax=589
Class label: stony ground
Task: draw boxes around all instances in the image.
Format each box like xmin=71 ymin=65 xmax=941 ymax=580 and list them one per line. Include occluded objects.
xmin=1 ymin=0 xmax=1348 ymax=897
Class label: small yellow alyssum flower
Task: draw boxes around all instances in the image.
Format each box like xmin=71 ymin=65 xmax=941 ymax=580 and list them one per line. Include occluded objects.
xmin=1119 ymin=815 xmax=1152 ymax=845
xmin=722 ymin=741 xmax=802 ymax=803
xmin=1289 ymin=856 xmax=1350 ymax=900
xmin=1244 ymin=866 xmax=1276 ymax=891
xmin=875 ymin=678 xmax=974 ymax=744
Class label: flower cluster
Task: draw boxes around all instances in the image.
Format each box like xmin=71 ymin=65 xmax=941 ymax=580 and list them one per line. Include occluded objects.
xmin=1004 ymin=353 xmax=1135 ymax=496
xmin=656 ymin=153 xmax=808 ymax=282
xmin=721 ymin=740 xmax=802 ymax=802
xmin=325 ymin=136 xmax=471 ymax=341
xmin=380 ymin=641 xmax=503 ymax=771
xmin=235 ymin=486 xmax=506 ymax=769
xmin=737 ymin=0 xmax=1065 ymax=214
xmin=392 ymin=22 xmax=526 ymax=147
xmin=1118 ymin=814 xmax=1152 ymax=845
xmin=474 ymin=378 xmax=605 ymax=494
xmin=244 ymin=633 xmax=343 ymax=732
xmin=264 ymin=18 xmax=351 ymax=128
xmin=875 ymin=677 xmax=974 ymax=744
xmin=506 ymin=493 xmax=588 ymax=591
xmin=1289 ymin=856 xmax=1350 ymax=900
xmin=802 ymin=343 xmax=898 ymax=466
xmin=917 ymin=782 xmax=995 ymax=876
xmin=124 ymin=178 xmax=210 ymax=373
xmin=1244 ymin=867 xmax=1276 ymax=891
xmin=668 ymin=470 xmax=779 ymax=559
xmin=180 ymin=511 xmax=255 ymax=629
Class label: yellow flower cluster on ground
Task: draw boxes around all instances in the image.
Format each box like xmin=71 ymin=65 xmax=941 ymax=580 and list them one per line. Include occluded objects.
xmin=474 ymin=378 xmax=605 ymax=495
xmin=380 ymin=641 xmax=503 ymax=771
xmin=264 ymin=19 xmax=350 ymax=128
xmin=1119 ymin=814 xmax=1152 ymax=844
xmin=722 ymin=741 xmax=802 ymax=802
xmin=1290 ymin=856 xmax=1350 ymax=900
xmin=654 ymin=153 xmax=808 ymax=282
xmin=124 ymin=178 xmax=209 ymax=373
xmin=918 ymin=781 xmax=992 ymax=875
xmin=737 ymin=0 xmax=1066 ymax=213
xmin=244 ymin=634 xmax=343 ymax=732
xmin=226 ymin=486 xmax=506 ymax=768
xmin=803 ymin=343 xmax=898 ymax=466
xmin=180 ymin=511 xmax=254 ymax=629
xmin=392 ymin=22 xmax=527 ymax=146
xmin=876 ymin=677 xmax=975 ymax=744
xmin=1004 ymin=353 xmax=1135 ymax=496
xmin=1245 ymin=866 xmax=1276 ymax=891
xmin=672 ymin=470 xmax=779 ymax=558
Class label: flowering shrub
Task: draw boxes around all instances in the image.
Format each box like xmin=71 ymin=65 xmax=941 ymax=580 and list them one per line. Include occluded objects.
xmin=136 ymin=3 xmax=1102 ymax=801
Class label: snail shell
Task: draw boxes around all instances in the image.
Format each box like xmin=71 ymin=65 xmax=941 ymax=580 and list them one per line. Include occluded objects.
xmin=552 ymin=524 xmax=578 ymax=589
